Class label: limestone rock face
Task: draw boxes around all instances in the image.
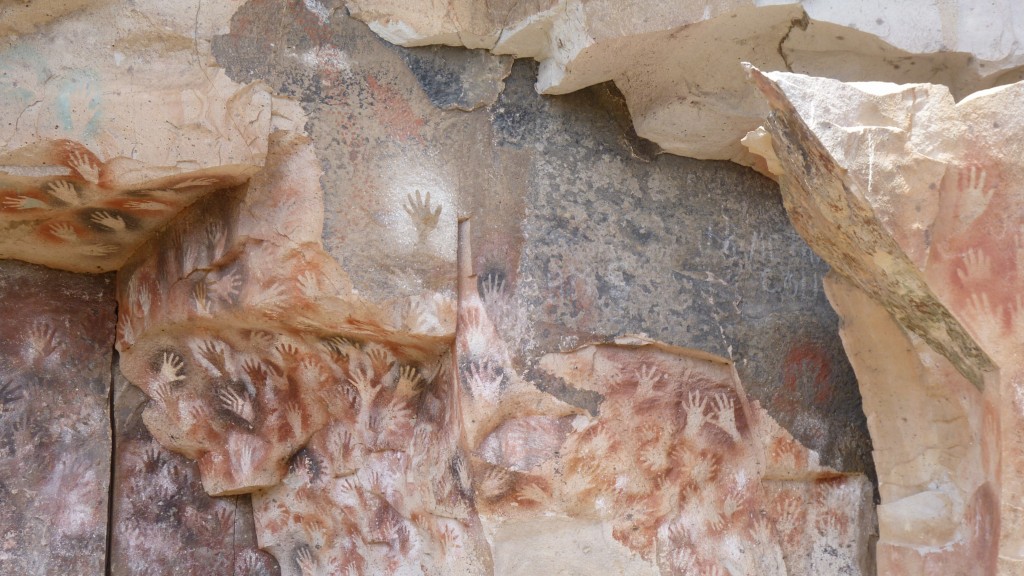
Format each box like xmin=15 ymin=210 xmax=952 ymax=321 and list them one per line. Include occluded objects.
xmin=347 ymin=0 xmax=1024 ymax=165
xmin=0 ymin=261 xmax=115 ymax=575
xmin=745 ymin=68 xmax=1024 ymax=573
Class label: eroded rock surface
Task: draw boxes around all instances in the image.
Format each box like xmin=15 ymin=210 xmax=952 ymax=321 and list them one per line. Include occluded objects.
xmin=0 ymin=0 xmax=303 ymax=272
xmin=114 ymin=131 xmax=490 ymax=574
xmin=0 ymin=153 xmax=250 ymax=273
xmin=251 ymin=346 xmax=491 ymax=576
xmin=0 ymin=1 xmax=887 ymax=573
xmin=745 ymin=68 xmax=1024 ymax=573
xmin=347 ymin=0 xmax=1024 ymax=165
xmin=455 ymin=219 xmax=875 ymax=574
xmin=0 ymin=261 xmax=115 ymax=574
xmin=214 ymin=6 xmax=872 ymax=477
xmin=116 ymin=132 xmax=456 ymax=496
xmin=0 ymin=0 xmax=292 ymax=170
xmin=110 ymin=365 xmax=280 ymax=575
xmin=216 ymin=3 xmax=872 ymax=471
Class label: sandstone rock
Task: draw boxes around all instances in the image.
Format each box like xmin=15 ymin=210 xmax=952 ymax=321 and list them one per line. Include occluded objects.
xmin=347 ymin=0 xmax=1024 ymax=165
xmin=0 ymin=0 xmax=296 ymax=170
xmin=0 ymin=261 xmax=115 ymax=574
xmin=114 ymin=35 xmax=875 ymax=576
xmin=214 ymin=0 xmax=468 ymax=334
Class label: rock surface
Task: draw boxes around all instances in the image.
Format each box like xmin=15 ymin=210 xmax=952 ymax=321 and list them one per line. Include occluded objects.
xmin=347 ymin=0 xmax=1024 ymax=165
xmin=0 ymin=155 xmax=251 ymax=273
xmin=0 ymin=261 xmax=115 ymax=574
xmin=116 ymin=131 xmax=456 ymax=496
xmin=0 ymin=0 xmax=303 ymax=271
xmin=110 ymin=365 xmax=280 ymax=575
xmin=745 ymin=67 xmax=1024 ymax=573
xmin=0 ymin=0 xmax=892 ymax=573
xmin=110 ymin=56 xmax=873 ymax=576
xmin=455 ymin=228 xmax=876 ymax=573
xmin=213 ymin=7 xmax=872 ymax=478
xmin=115 ymin=131 xmax=490 ymax=573
xmin=0 ymin=0 xmax=296 ymax=171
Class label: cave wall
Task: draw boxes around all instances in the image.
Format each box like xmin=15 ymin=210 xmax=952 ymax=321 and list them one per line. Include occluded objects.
xmin=0 ymin=261 xmax=114 ymax=574
xmin=9 ymin=0 xmax=1024 ymax=574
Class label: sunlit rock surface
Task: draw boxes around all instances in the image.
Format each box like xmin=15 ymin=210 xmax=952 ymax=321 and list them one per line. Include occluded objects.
xmin=0 ymin=0 xmax=296 ymax=170
xmin=0 ymin=0 xmax=899 ymax=573
xmin=745 ymin=67 xmax=1024 ymax=573
xmin=347 ymin=0 xmax=1024 ymax=165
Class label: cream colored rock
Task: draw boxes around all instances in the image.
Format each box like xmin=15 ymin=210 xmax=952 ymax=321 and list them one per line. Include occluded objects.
xmin=826 ymin=273 xmax=994 ymax=574
xmin=0 ymin=0 xmax=297 ymax=175
xmin=0 ymin=0 xmax=303 ymax=271
xmin=347 ymin=0 xmax=1024 ymax=165
xmin=745 ymin=67 xmax=1024 ymax=573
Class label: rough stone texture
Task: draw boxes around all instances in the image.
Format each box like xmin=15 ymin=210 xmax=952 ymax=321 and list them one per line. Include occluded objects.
xmin=0 ymin=160 xmax=251 ymax=273
xmin=213 ymin=0 xmax=465 ymax=336
xmin=745 ymin=68 xmax=1024 ymax=573
xmin=251 ymin=347 xmax=491 ymax=576
xmin=0 ymin=0 xmax=893 ymax=573
xmin=0 ymin=0 xmax=304 ymax=272
xmin=110 ymin=365 xmax=279 ymax=575
xmin=456 ymin=232 xmax=876 ymax=573
xmin=346 ymin=0 xmax=1024 ymax=165
xmin=0 ymin=261 xmax=115 ymax=574
xmin=115 ymin=132 xmax=490 ymax=574
xmin=825 ymin=274 xmax=993 ymax=576
xmin=392 ymin=45 xmax=514 ymax=111
xmin=0 ymin=0 xmax=292 ymax=170
xmin=212 ymin=3 xmax=872 ymax=480
xmin=482 ymin=64 xmax=870 ymax=473
xmin=116 ymin=132 xmax=455 ymax=496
